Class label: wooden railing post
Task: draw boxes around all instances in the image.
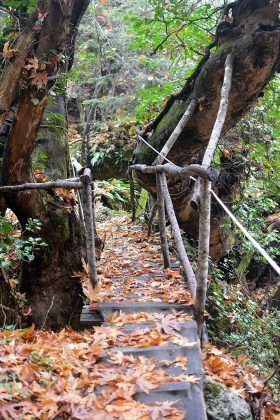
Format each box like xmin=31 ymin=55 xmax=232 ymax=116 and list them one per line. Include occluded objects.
xmin=80 ymin=168 xmax=98 ymax=289
xmin=194 ymin=54 xmax=233 ymax=338
xmin=156 ymin=173 xmax=170 ymax=268
xmin=159 ymin=173 xmax=197 ymax=298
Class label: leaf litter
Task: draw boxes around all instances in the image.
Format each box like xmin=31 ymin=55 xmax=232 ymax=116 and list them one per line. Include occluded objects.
xmin=0 ymin=216 xmax=273 ymax=418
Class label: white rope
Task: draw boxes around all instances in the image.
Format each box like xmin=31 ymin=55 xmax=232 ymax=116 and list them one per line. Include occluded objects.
xmin=137 ymin=135 xmax=175 ymax=166
xmin=210 ymin=190 xmax=280 ymax=276
xmin=136 ymin=136 xmax=280 ymax=276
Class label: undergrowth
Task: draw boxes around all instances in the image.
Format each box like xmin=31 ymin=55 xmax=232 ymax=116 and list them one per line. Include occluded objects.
xmin=206 ymin=278 xmax=280 ymax=400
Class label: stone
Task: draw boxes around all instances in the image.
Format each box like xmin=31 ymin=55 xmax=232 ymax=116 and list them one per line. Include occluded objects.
xmin=204 ymin=376 xmax=253 ymax=420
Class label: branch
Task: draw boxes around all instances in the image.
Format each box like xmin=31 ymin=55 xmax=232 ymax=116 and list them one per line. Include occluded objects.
xmin=80 ymin=168 xmax=98 ymax=289
xmin=201 ymin=54 xmax=234 ymax=167
xmin=0 ymin=179 xmax=82 ymax=192
xmin=0 ymin=7 xmax=40 ymax=124
xmin=130 ymin=162 xmax=218 ymax=182
xmin=256 ymin=367 xmax=279 ymax=420
xmin=156 ymin=173 xmax=170 ymax=268
xmin=194 ymin=54 xmax=233 ymax=339
xmin=142 ymin=25 xmax=219 ymax=137
xmin=191 ymin=53 xmax=234 ymax=208
xmin=159 ymin=173 xmax=197 ymax=297
xmin=154 ymin=99 xmax=197 ymax=164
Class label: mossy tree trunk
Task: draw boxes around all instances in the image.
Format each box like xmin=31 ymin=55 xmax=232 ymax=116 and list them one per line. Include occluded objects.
xmin=0 ymin=0 xmax=90 ymax=330
xmin=133 ymin=0 xmax=280 ymax=260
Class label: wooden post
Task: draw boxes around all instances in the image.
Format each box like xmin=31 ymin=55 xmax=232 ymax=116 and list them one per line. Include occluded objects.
xmin=195 ymin=54 xmax=233 ymax=339
xmin=80 ymin=168 xmax=98 ymax=289
xmin=147 ymin=202 xmax=158 ymax=237
xmin=156 ymin=173 xmax=170 ymax=268
xmin=154 ymin=99 xmax=197 ymax=165
xmin=159 ymin=173 xmax=197 ymax=298
xmin=128 ymin=168 xmax=136 ymax=221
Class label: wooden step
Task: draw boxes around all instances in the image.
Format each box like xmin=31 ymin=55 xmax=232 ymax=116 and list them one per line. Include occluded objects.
xmin=108 ymin=343 xmax=203 ymax=376
xmin=80 ymin=302 xmax=193 ymax=327
xmin=134 ymin=381 xmax=206 ymax=420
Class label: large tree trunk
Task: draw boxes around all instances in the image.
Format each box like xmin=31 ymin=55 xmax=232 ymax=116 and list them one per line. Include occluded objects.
xmin=133 ymin=0 xmax=280 ymax=260
xmin=0 ymin=0 xmax=90 ymax=330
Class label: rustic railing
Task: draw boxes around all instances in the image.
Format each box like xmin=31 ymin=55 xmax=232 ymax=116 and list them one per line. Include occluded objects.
xmin=2 ymin=53 xmax=280 ymax=341
xmin=130 ymin=54 xmax=234 ymax=339
xmin=0 ymin=167 xmax=98 ymax=290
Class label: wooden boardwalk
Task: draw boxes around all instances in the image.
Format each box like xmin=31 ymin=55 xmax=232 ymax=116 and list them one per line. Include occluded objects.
xmin=81 ymin=218 xmax=207 ymax=419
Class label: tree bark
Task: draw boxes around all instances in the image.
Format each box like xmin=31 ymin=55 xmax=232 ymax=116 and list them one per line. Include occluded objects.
xmin=133 ymin=0 xmax=280 ymax=259
xmin=0 ymin=0 xmax=90 ymax=330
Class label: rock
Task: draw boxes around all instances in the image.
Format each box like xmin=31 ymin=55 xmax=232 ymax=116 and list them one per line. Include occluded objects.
xmin=204 ymin=376 xmax=253 ymax=420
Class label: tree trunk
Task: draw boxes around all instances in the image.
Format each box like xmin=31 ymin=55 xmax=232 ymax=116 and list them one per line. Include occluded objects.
xmin=133 ymin=0 xmax=280 ymax=259
xmin=0 ymin=0 xmax=90 ymax=330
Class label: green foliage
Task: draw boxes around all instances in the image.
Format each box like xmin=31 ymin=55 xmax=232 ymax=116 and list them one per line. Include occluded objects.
xmin=1 ymin=0 xmax=37 ymax=13
xmin=207 ymin=279 xmax=280 ymax=377
xmin=126 ymin=1 xmax=217 ymax=65
xmin=233 ymin=197 xmax=280 ymax=262
xmin=0 ymin=217 xmax=48 ymax=269
xmin=95 ymin=179 xmax=131 ymax=211
xmin=135 ymin=80 xmax=176 ymax=121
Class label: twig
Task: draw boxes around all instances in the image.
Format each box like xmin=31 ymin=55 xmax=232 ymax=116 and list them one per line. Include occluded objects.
xmin=256 ymin=367 xmax=279 ymax=420
xmin=0 ymin=303 xmax=17 ymax=314
xmin=1 ymin=266 xmax=9 ymax=284
xmin=41 ymin=296 xmax=55 ymax=329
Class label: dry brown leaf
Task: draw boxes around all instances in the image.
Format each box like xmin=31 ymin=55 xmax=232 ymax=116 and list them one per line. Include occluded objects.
xmin=2 ymin=42 xmax=17 ymax=59
xmin=24 ymin=57 xmax=39 ymax=71
xmin=30 ymin=69 xmax=47 ymax=89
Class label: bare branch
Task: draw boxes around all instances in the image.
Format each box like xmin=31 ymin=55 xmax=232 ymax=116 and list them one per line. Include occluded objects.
xmin=159 ymin=173 xmax=197 ymax=297
xmin=154 ymin=99 xmax=197 ymax=165
xmin=80 ymin=168 xmax=98 ymax=289
xmin=130 ymin=162 xmax=217 ymax=181
xmin=194 ymin=54 xmax=233 ymax=339
xmin=0 ymin=179 xmax=81 ymax=192
xmin=156 ymin=173 xmax=170 ymax=268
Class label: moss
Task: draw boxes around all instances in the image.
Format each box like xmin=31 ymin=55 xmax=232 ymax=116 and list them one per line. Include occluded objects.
xmin=205 ymin=380 xmax=222 ymax=399
xmin=218 ymin=43 xmax=232 ymax=55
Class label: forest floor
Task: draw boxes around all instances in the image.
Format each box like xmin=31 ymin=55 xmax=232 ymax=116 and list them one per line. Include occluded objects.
xmin=0 ymin=215 xmax=277 ymax=419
